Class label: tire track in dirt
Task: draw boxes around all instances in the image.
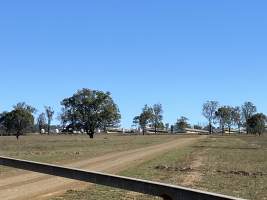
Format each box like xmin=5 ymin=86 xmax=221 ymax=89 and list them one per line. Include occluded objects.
xmin=181 ymin=150 xmax=206 ymax=187
xmin=0 ymin=136 xmax=205 ymax=200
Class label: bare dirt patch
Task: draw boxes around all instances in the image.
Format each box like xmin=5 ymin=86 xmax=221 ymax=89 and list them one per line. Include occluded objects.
xmin=180 ymin=151 xmax=205 ymax=187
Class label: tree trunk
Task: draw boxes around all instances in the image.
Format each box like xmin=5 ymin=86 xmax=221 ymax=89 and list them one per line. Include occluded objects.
xmin=88 ymin=131 xmax=94 ymax=138
xmin=47 ymin=119 xmax=50 ymax=135
xmin=209 ymin=122 xmax=212 ymax=134
xmin=154 ymin=125 xmax=157 ymax=134
xmin=88 ymin=127 xmax=95 ymax=139
xmin=228 ymin=126 xmax=231 ymax=135
xmin=246 ymin=123 xmax=249 ymax=134
xmin=16 ymin=131 xmax=20 ymax=140
xmin=104 ymin=126 xmax=107 ymax=133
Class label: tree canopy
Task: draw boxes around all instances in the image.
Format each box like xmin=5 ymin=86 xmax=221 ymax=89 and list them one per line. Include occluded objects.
xmin=247 ymin=113 xmax=266 ymax=136
xmin=60 ymin=88 xmax=121 ymax=138
xmin=202 ymin=101 xmax=219 ymax=134
xmin=151 ymin=104 xmax=163 ymax=134
xmin=242 ymin=102 xmax=257 ymax=134
xmin=216 ymin=106 xmax=235 ymax=134
xmin=176 ymin=116 xmax=190 ymax=131
xmin=0 ymin=102 xmax=35 ymax=139
xmin=133 ymin=105 xmax=153 ymax=135
xmin=37 ymin=112 xmax=46 ymax=133
xmin=45 ymin=106 xmax=54 ymax=134
xmin=133 ymin=104 xmax=164 ymax=135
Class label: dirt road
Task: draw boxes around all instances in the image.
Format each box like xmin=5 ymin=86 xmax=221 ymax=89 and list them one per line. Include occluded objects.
xmin=0 ymin=136 xmax=203 ymax=200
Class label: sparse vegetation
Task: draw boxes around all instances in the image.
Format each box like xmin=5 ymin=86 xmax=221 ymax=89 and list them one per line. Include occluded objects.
xmin=0 ymin=91 xmax=266 ymax=200
xmin=0 ymin=134 xmax=179 ymax=176
xmin=196 ymin=136 xmax=267 ymax=200
xmin=51 ymin=135 xmax=267 ymax=200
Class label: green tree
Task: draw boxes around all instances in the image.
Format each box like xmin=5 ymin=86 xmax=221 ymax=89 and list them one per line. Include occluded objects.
xmin=242 ymin=102 xmax=257 ymax=134
xmin=225 ymin=106 xmax=236 ymax=134
xmin=37 ymin=112 xmax=47 ymax=134
xmin=1 ymin=103 xmax=35 ymax=139
xmin=45 ymin=106 xmax=54 ymax=135
xmin=0 ymin=111 xmax=12 ymax=135
xmin=133 ymin=105 xmax=153 ymax=135
xmin=100 ymin=99 xmax=121 ymax=133
xmin=202 ymin=101 xmax=219 ymax=134
xmin=247 ymin=113 xmax=266 ymax=136
xmin=216 ymin=107 xmax=228 ymax=134
xmin=216 ymin=106 xmax=236 ymax=134
xmin=176 ymin=116 xmax=190 ymax=131
xmin=61 ymin=88 xmax=121 ymax=138
xmin=151 ymin=104 xmax=163 ymax=134
xmin=232 ymin=106 xmax=242 ymax=133
xmin=60 ymin=97 xmax=79 ymax=131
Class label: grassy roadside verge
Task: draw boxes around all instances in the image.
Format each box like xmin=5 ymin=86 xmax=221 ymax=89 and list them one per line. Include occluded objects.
xmin=52 ymin=135 xmax=267 ymax=200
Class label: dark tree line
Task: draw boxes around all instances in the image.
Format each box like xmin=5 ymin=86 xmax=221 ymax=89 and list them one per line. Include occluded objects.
xmin=202 ymin=101 xmax=266 ymax=136
xmin=0 ymin=88 xmax=121 ymax=139
xmin=0 ymin=104 xmax=55 ymax=139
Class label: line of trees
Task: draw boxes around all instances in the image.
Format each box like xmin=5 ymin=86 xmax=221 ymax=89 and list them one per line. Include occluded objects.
xmin=133 ymin=101 xmax=266 ymax=136
xmin=132 ymin=109 xmax=192 ymax=134
xmin=133 ymin=104 xmax=164 ymax=135
xmin=202 ymin=101 xmax=266 ymax=136
xmin=36 ymin=106 xmax=55 ymax=135
xmin=0 ymin=88 xmax=121 ymax=139
xmin=0 ymin=88 xmax=266 ymax=139
xmin=0 ymin=103 xmax=56 ymax=139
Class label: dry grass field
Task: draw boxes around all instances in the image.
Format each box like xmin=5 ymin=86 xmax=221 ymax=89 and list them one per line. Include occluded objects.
xmin=0 ymin=134 xmax=180 ymax=177
xmin=52 ymin=135 xmax=267 ymax=200
xmin=0 ymin=134 xmax=266 ymax=200
xmin=0 ymin=134 xmax=200 ymax=200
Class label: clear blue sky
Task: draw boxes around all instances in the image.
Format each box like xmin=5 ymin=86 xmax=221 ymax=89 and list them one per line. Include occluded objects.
xmin=0 ymin=0 xmax=266 ymax=128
